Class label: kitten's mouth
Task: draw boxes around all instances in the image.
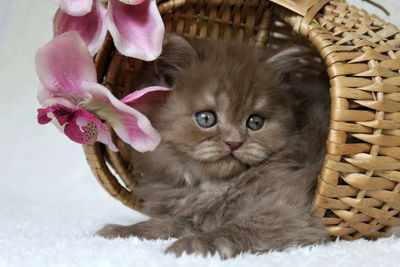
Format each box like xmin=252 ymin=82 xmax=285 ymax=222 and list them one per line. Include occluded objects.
xmin=223 ymin=153 xmax=242 ymax=163
xmin=226 ymin=151 xmax=269 ymax=168
xmin=207 ymin=152 xmax=238 ymax=163
xmin=227 ymin=153 xmax=235 ymax=159
xmin=193 ymin=150 xmax=265 ymax=169
xmin=222 ymin=153 xmax=253 ymax=170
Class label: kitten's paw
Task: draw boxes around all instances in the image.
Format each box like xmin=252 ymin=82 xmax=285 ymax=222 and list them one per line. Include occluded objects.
xmin=95 ymin=224 xmax=129 ymax=239
xmin=165 ymin=235 xmax=237 ymax=259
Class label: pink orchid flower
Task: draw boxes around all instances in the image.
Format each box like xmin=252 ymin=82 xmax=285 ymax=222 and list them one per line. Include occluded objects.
xmin=36 ymin=32 xmax=171 ymax=152
xmin=53 ymin=0 xmax=164 ymax=60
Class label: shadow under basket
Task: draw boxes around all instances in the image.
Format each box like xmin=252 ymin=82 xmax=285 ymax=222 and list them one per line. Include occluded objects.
xmin=83 ymin=0 xmax=400 ymax=240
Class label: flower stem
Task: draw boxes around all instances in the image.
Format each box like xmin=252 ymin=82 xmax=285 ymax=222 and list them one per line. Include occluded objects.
xmin=361 ymin=0 xmax=390 ymax=16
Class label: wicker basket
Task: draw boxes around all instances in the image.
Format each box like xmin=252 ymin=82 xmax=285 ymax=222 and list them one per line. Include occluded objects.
xmin=84 ymin=0 xmax=400 ymax=240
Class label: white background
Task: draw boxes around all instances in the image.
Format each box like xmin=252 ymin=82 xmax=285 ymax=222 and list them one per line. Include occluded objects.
xmin=0 ymin=0 xmax=400 ymax=266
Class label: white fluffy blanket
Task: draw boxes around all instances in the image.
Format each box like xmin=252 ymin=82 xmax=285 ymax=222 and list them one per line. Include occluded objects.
xmin=1 ymin=0 xmax=400 ymax=266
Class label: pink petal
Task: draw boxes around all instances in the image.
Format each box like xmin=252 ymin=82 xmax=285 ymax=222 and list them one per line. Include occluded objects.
xmin=38 ymin=104 xmax=118 ymax=151
xmin=37 ymin=104 xmax=76 ymax=125
xmin=53 ymin=0 xmax=93 ymax=16
xmin=106 ymin=0 xmax=164 ymax=60
xmin=35 ymin=32 xmax=96 ymax=104
xmin=65 ymin=110 xmax=118 ymax=151
xmin=92 ymin=123 xmax=119 ymax=152
xmin=64 ymin=117 xmax=98 ymax=145
xmin=120 ymin=86 xmax=172 ymax=109
xmin=37 ymin=108 xmax=54 ymax=125
xmin=38 ymin=84 xmax=77 ymax=108
xmin=53 ymin=2 xmax=107 ymax=55
xmin=37 ymin=85 xmax=53 ymax=106
xmin=81 ymin=82 xmax=161 ymax=152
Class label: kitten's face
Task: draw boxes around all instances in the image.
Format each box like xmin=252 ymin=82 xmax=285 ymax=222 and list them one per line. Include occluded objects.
xmin=151 ymin=39 xmax=296 ymax=179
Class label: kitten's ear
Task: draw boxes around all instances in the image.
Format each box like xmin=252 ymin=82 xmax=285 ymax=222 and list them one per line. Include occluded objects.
xmin=152 ymin=34 xmax=198 ymax=86
xmin=265 ymin=47 xmax=320 ymax=82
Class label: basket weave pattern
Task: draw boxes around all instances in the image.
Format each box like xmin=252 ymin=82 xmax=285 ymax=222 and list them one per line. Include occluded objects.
xmin=84 ymin=0 xmax=400 ymax=240
xmin=283 ymin=0 xmax=400 ymax=240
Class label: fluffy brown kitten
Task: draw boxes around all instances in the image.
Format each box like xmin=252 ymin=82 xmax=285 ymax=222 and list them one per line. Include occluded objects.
xmin=96 ymin=35 xmax=331 ymax=259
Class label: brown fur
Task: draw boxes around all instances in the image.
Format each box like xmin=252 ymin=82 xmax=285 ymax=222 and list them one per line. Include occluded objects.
xmin=96 ymin=36 xmax=331 ymax=259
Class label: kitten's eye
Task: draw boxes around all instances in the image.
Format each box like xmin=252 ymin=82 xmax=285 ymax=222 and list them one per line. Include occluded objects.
xmin=246 ymin=115 xmax=265 ymax=131
xmin=195 ymin=111 xmax=217 ymax=128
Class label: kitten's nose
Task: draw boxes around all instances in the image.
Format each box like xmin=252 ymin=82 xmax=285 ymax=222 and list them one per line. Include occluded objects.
xmin=225 ymin=141 xmax=243 ymax=151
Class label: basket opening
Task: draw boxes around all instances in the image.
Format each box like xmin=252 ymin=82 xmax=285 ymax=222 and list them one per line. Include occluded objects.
xmin=99 ymin=0 xmax=332 ymax=204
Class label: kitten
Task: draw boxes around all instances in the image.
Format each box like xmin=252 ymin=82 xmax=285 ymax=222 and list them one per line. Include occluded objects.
xmin=96 ymin=35 xmax=331 ymax=259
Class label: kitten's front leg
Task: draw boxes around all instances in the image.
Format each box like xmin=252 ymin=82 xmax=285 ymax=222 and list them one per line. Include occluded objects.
xmin=96 ymin=217 xmax=184 ymax=240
